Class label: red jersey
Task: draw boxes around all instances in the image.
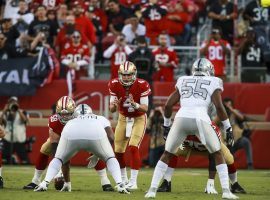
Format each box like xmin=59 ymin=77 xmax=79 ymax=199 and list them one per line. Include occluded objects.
xmin=108 ymin=78 xmax=151 ymax=117
xmin=200 ymin=39 xmax=231 ymax=76
xmin=32 ymin=0 xmax=64 ymax=8
xmin=165 ymin=11 xmax=189 ymax=35
xmin=48 ymin=114 xmax=65 ymax=135
xmin=61 ymin=43 xmax=90 ymax=64
xmin=75 ymin=15 xmax=96 ymax=44
xmin=152 ymin=47 xmax=179 ymax=68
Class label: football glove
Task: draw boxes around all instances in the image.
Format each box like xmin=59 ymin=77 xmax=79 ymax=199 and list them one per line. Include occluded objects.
xmin=60 ymin=182 xmax=71 ymax=192
xmin=163 ymin=125 xmax=170 ymax=141
xmin=226 ymin=127 xmax=234 ymax=147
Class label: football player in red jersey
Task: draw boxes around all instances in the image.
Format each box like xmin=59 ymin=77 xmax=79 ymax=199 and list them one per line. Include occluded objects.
xmin=152 ymin=33 xmax=179 ymax=82
xmin=23 ymin=96 xmax=114 ymax=191
xmin=108 ymin=61 xmax=151 ymax=190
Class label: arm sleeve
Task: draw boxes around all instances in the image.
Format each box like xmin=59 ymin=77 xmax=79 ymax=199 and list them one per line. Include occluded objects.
xmin=140 ymin=96 xmax=149 ymax=106
xmin=103 ymin=44 xmax=117 ymax=58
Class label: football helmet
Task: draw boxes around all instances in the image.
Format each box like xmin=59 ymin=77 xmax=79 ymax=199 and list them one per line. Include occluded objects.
xmin=56 ymin=96 xmax=76 ymax=124
xmin=118 ymin=61 xmax=137 ymax=86
xmin=192 ymin=58 xmax=215 ymax=76
xmin=74 ymin=104 xmax=93 ymax=117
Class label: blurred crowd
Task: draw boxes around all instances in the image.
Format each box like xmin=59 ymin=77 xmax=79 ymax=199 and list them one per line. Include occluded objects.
xmin=0 ymin=0 xmax=269 ymax=82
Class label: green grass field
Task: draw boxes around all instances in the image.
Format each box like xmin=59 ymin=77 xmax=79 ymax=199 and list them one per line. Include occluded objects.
xmin=0 ymin=166 xmax=269 ymax=200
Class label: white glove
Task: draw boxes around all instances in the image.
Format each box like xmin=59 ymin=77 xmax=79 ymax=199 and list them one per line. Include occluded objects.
xmin=115 ymin=183 xmax=130 ymax=194
xmin=87 ymin=155 xmax=99 ymax=168
xmin=60 ymin=182 xmax=71 ymax=192
xmin=34 ymin=181 xmax=48 ymax=192
xmin=204 ymin=179 xmax=218 ymax=194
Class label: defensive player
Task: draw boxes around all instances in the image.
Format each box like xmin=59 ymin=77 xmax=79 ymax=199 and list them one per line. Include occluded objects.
xmin=0 ymin=125 xmax=5 ymax=188
xmin=108 ymin=61 xmax=151 ymax=189
xmin=23 ymin=96 xmax=113 ymax=191
xmin=145 ymin=58 xmax=238 ymax=199
xmin=34 ymin=104 xmax=129 ymax=194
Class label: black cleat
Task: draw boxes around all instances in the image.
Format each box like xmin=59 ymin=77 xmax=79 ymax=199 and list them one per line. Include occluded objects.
xmin=0 ymin=176 xmax=3 ymax=189
xmin=157 ymin=179 xmax=171 ymax=192
xmin=102 ymin=184 xmax=114 ymax=192
xmin=231 ymin=182 xmax=247 ymax=194
xmin=23 ymin=182 xmax=38 ymax=190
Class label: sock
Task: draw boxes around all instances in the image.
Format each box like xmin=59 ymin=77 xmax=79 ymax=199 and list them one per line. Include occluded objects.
xmin=163 ymin=167 xmax=174 ymax=182
xmin=120 ymin=168 xmax=128 ymax=183
xmin=216 ymin=164 xmax=230 ymax=193
xmin=150 ymin=160 xmax=168 ymax=189
xmin=94 ymin=160 xmax=106 ymax=170
xmin=97 ymin=168 xmax=110 ymax=185
xmin=32 ymin=169 xmax=44 ymax=184
xmin=115 ymin=153 xmax=126 ymax=168
xmin=44 ymin=158 xmax=62 ymax=183
xmin=36 ymin=153 xmax=49 ymax=170
xmin=228 ymin=163 xmax=237 ymax=184
xmin=129 ymin=169 xmax=138 ymax=185
xmin=0 ymin=167 xmax=2 ymax=177
xmin=129 ymin=146 xmax=140 ymax=170
xmin=168 ymin=155 xmax=178 ymax=168
xmin=106 ymin=158 xmax=122 ymax=184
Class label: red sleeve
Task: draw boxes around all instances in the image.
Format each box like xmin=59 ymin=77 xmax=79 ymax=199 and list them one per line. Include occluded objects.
xmin=140 ymin=80 xmax=151 ymax=97
xmin=171 ymin=50 xmax=179 ymax=67
xmin=108 ymin=79 xmax=117 ymax=96
xmin=85 ymin=18 xmax=97 ymax=44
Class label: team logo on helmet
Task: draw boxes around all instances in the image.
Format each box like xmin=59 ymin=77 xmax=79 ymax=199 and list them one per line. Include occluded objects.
xmin=192 ymin=58 xmax=215 ymax=76
xmin=56 ymin=96 xmax=76 ymax=124
xmin=118 ymin=61 xmax=137 ymax=86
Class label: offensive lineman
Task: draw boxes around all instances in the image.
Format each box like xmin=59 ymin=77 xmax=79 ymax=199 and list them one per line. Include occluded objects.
xmin=145 ymin=58 xmax=238 ymax=199
xmin=34 ymin=104 xmax=129 ymax=194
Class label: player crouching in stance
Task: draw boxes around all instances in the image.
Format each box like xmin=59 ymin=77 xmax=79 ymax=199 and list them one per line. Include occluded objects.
xmin=145 ymin=58 xmax=238 ymax=199
xmin=34 ymin=104 xmax=130 ymax=194
xmin=0 ymin=125 xmax=5 ymax=188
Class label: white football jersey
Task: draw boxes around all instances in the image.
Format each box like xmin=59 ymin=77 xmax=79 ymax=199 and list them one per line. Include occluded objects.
xmin=61 ymin=114 xmax=111 ymax=140
xmin=175 ymin=75 xmax=223 ymax=122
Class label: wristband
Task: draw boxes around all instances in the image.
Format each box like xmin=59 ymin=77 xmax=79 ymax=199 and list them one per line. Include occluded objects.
xmin=164 ymin=117 xmax=171 ymax=127
xmin=222 ymin=119 xmax=231 ymax=130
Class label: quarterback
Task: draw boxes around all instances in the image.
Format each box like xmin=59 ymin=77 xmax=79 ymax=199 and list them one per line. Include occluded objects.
xmin=145 ymin=58 xmax=238 ymax=199
xmin=34 ymin=104 xmax=129 ymax=194
xmin=108 ymin=61 xmax=151 ymax=189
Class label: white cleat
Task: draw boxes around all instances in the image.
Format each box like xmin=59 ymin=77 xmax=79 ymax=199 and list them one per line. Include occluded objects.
xmin=126 ymin=182 xmax=138 ymax=190
xmin=205 ymin=183 xmax=218 ymax=194
xmin=34 ymin=181 xmax=48 ymax=192
xmin=115 ymin=183 xmax=130 ymax=194
xmin=60 ymin=182 xmax=71 ymax=192
xmin=145 ymin=187 xmax=157 ymax=199
xmin=222 ymin=192 xmax=239 ymax=199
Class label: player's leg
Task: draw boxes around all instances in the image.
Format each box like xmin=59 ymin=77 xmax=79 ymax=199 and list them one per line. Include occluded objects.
xmin=0 ymin=144 xmax=3 ymax=189
xmin=202 ymin=121 xmax=238 ymax=199
xmin=94 ymin=159 xmax=113 ymax=191
xmin=145 ymin=117 xmax=188 ymax=198
xmin=114 ymin=114 xmax=129 ymax=183
xmin=23 ymin=139 xmax=51 ymax=189
xmin=205 ymin=154 xmax=218 ymax=194
xmin=127 ymin=114 xmax=147 ymax=189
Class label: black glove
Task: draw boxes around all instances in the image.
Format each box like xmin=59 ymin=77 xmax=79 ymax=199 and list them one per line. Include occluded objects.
xmin=163 ymin=125 xmax=170 ymax=141
xmin=226 ymin=127 xmax=234 ymax=147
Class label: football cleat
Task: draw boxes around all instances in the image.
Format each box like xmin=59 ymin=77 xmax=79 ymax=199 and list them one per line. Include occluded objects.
xmin=115 ymin=183 xmax=130 ymax=194
xmin=0 ymin=176 xmax=3 ymax=189
xmin=126 ymin=181 xmax=138 ymax=190
xmin=222 ymin=191 xmax=239 ymax=199
xmin=157 ymin=179 xmax=171 ymax=192
xmin=231 ymin=182 xmax=246 ymax=194
xmin=34 ymin=181 xmax=48 ymax=192
xmin=145 ymin=187 xmax=157 ymax=198
xmin=60 ymin=182 xmax=71 ymax=192
xmin=23 ymin=182 xmax=38 ymax=190
xmin=205 ymin=179 xmax=218 ymax=194
xmin=102 ymin=184 xmax=114 ymax=192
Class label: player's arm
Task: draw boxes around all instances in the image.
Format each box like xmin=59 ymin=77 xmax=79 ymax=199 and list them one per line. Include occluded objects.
xmin=164 ymin=88 xmax=180 ymax=120
xmin=105 ymin=126 xmax=114 ymax=143
xmin=130 ymin=95 xmax=149 ymax=113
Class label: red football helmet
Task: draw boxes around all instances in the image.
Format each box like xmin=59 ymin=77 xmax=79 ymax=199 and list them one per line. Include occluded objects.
xmin=56 ymin=96 xmax=76 ymax=124
xmin=118 ymin=61 xmax=137 ymax=86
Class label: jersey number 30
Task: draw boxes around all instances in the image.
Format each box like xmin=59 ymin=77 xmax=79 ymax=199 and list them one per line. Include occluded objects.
xmin=181 ymin=79 xmax=210 ymax=100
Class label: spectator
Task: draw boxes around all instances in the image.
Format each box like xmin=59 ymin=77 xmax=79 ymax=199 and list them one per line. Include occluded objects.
xmin=28 ymin=5 xmax=58 ymax=46
xmin=46 ymin=9 xmax=59 ymax=33
xmin=31 ymin=0 xmax=64 ymax=10
xmin=200 ymin=27 xmax=231 ymax=81
xmin=238 ymin=27 xmax=265 ymax=82
xmin=106 ymin=0 xmax=131 ymax=36
xmin=223 ymin=98 xmax=254 ymax=169
xmin=12 ymin=0 xmax=34 ymax=34
xmin=208 ymin=0 xmax=237 ymax=45
xmin=103 ymin=34 xmax=132 ymax=79
xmin=1 ymin=18 xmax=20 ymax=47
xmin=60 ymin=31 xmax=90 ymax=80
xmin=56 ymin=4 xmax=68 ymax=28
xmin=0 ymin=97 xmax=30 ymax=165
xmin=152 ymin=33 xmax=179 ymax=82
xmin=119 ymin=0 xmax=141 ymax=14
xmin=0 ymin=124 xmax=5 ymax=188
xmin=141 ymin=0 xmax=167 ymax=45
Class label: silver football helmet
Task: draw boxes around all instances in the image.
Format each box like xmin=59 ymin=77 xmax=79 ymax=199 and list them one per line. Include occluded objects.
xmin=74 ymin=104 xmax=93 ymax=117
xmin=192 ymin=58 xmax=215 ymax=76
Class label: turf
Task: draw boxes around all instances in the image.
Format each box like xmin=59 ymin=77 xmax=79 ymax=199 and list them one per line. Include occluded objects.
xmin=0 ymin=166 xmax=269 ymax=200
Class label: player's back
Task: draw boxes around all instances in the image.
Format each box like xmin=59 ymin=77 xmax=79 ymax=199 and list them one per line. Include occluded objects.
xmin=62 ymin=114 xmax=109 ymax=140
xmin=175 ymin=75 xmax=223 ymax=122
